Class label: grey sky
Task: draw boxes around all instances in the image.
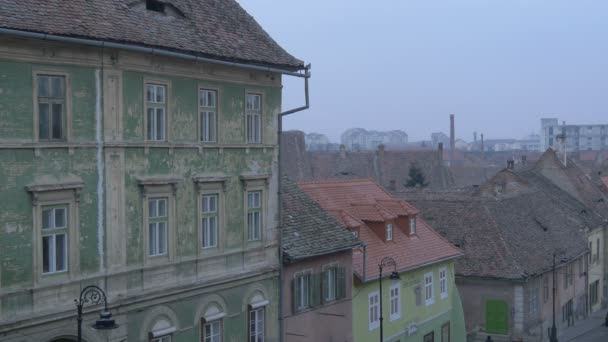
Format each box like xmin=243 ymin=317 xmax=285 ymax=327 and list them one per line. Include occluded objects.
xmin=238 ymin=0 xmax=608 ymax=142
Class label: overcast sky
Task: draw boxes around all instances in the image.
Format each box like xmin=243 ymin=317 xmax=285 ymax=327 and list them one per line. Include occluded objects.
xmin=238 ymin=0 xmax=608 ymax=143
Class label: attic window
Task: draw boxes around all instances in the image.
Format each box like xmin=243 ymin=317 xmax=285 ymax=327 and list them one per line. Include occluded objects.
xmin=146 ymin=0 xmax=165 ymax=13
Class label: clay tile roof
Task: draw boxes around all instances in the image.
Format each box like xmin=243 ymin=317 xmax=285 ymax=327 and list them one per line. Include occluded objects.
xmin=0 ymin=0 xmax=303 ymax=70
xmin=282 ymin=178 xmax=360 ymax=263
xmin=298 ymin=178 xmax=463 ymax=280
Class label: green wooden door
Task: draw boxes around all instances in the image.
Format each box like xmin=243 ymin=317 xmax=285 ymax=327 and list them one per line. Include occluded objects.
xmin=485 ymin=299 xmax=508 ymax=335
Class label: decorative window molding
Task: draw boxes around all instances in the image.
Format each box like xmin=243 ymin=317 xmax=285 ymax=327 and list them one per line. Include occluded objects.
xmin=138 ymin=176 xmax=180 ymax=264
xmin=200 ymin=303 xmax=225 ymax=342
xmin=293 ymin=270 xmax=312 ymax=312
xmin=26 ymin=175 xmax=82 ymax=284
xmin=194 ymin=175 xmax=226 ymax=256
xmin=141 ymin=306 xmax=179 ymax=342
xmin=144 ymin=78 xmax=171 ymax=142
xmin=241 ymin=174 xmax=269 ymax=245
xmin=32 ymin=70 xmax=72 ymax=143
xmin=247 ymin=290 xmax=268 ymax=341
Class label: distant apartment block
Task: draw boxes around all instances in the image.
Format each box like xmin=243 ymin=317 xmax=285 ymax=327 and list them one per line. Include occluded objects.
xmin=341 ymin=128 xmax=408 ymax=150
xmin=541 ymin=118 xmax=608 ymax=152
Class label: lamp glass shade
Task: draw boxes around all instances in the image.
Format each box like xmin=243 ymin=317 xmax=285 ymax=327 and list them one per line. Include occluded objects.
xmin=389 ymin=271 xmax=400 ymax=280
xmin=92 ymin=311 xmax=119 ymax=330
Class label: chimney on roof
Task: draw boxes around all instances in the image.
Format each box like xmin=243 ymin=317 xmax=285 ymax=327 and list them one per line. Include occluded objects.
xmin=450 ymin=114 xmax=455 ymax=161
xmin=339 ymin=144 xmax=346 ymax=159
xmin=438 ymin=142 xmax=444 ymax=164
xmin=507 ymin=160 xmax=515 ymax=170
xmin=481 ymin=133 xmax=485 ymax=152
xmin=377 ymin=144 xmax=385 ymax=159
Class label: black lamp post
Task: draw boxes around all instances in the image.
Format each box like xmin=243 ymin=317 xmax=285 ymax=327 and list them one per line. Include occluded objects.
xmin=75 ymin=285 xmax=118 ymax=342
xmin=378 ymin=257 xmax=400 ymax=342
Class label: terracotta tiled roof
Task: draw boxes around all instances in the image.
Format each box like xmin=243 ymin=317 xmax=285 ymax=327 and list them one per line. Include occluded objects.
xmin=282 ymin=178 xmax=360 ymax=263
xmin=0 ymin=0 xmax=303 ymax=69
xmin=297 ymin=178 xmax=463 ymax=280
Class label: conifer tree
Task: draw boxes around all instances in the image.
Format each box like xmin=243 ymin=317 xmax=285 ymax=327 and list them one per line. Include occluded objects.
xmin=405 ymin=162 xmax=428 ymax=188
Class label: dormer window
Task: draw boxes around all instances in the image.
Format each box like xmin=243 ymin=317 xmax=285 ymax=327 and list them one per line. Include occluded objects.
xmin=409 ymin=218 xmax=416 ymax=235
xmin=146 ymin=0 xmax=165 ymax=13
xmin=386 ymin=224 xmax=393 ymax=241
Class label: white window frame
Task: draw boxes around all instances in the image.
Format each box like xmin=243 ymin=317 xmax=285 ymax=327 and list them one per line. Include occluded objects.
xmin=41 ymin=205 xmax=68 ymax=274
xmin=144 ymin=80 xmax=170 ymax=142
xmin=33 ymin=70 xmax=72 ymax=142
xmin=201 ymin=194 xmax=219 ymax=249
xmin=249 ymin=306 xmax=265 ymax=342
xmin=202 ymin=319 xmax=222 ymax=342
xmin=199 ymin=88 xmax=218 ymax=143
xmin=326 ymin=267 xmax=337 ymax=302
xmin=139 ymin=180 xmax=178 ymax=265
xmin=439 ymin=267 xmax=448 ymax=299
xmin=148 ymin=197 xmax=168 ymax=257
xmin=246 ymin=92 xmax=262 ymax=144
xmin=247 ymin=190 xmax=263 ymax=241
xmin=409 ymin=217 xmax=416 ymax=235
xmin=36 ymin=74 xmax=67 ymax=141
xmin=296 ymin=272 xmax=311 ymax=310
xmin=151 ymin=335 xmax=172 ymax=342
xmin=424 ymin=271 xmax=435 ymax=306
xmin=389 ymin=283 xmax=401 ymax=321
xmin=386 ymin=223 xmax=393 ymax=241
xmin=368 ymin=291 xmax=380 ymax=331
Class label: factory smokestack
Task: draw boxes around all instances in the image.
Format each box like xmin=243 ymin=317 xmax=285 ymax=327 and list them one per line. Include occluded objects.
xmin=450 ymin=114 xmax=455 ymax=161
xmin=481 ymin=133 xmax=485 ymax=152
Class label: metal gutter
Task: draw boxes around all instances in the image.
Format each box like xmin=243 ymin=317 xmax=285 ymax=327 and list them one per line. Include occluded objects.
xmin=361 ymin=253 xmax=464 ymax=283
xmin=277 ymin=64 xmax=310 ymax=342
xmin=285 ymin=240 xmax=364 ymax=264
xmin=0 ymin=27 xmax=310 ymax=78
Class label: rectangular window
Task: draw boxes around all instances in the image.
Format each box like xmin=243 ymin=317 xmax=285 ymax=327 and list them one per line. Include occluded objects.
xmin=249 ymin=307 xmax=264 ymax=342
xmin=409 ymin=218 xmax=416 ymax=235
xmin=390 ymin=284 xmax=401 ymax=321
xmin=415 ymin=285 xmax=422 ymax=306
xmin=148 ymin=198 xmax=168 ymax=256
xmin=296 ymin=273 xmax=310 ymax=310
xmin=246 ymin=93 xmax=262 ymax=144
xmin=352 ymin=230 xmax=359 ymax=238
xmin=441 ymin=322 xmax=450 ymax=342
xmin=425 ymin=272 xmax=434 ymax=305
xmin=37 ymin=75 xmax=66 ymax=141
xmin=199 ymin=89 xmax=217 ymax=143
xmin=368 ymin=291 xmax=380 ymax=330
xmin=424 ymin=331 xmax=434 ymax=342
xmin=325 ymin=267 xmax=336 ymax=302
xmin=146 ymin=83 xmax=167 ymax=141
xmin=41 ymin=206 xmax=68 ymax=274
xmin=203 ymin=319 xmax=222 ymax=342
xmin=591 ymin=280 xmax=599 ymax=305
xmin=151 ymin=336 xmax=172 ymax=342
xmin=439 ymin=267 xmax=448 ymax=299
xmin=201 ymin=194 xmax=218 ymax=248
xmin=386 ymin=223 xmax=393 ymax=241
xmin=247 ymin=191 xmax=262 ymax=241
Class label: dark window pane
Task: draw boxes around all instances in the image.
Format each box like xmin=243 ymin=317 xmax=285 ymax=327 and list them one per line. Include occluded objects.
xmin=147 ymin=108 xmax=155 ymax=140
xmin=54 ymin=208 xmax=66 ymax=228
xmin=38 ymin=76 xmax=49 ymax=97
xmin=42 ymin=236 xmax=50 ymax=273
xmin=156 ymin=108 xmax=164 ymax=140
xmin=52 ymin=104 xmax=63 ymax=139
xmin=209 ymin=112 xmax=216 ymax=142
xmin=51 ymin=77 xmax=64 ymax=98
xmin=39 ymin=103 xmax=49 ymax=139
xmin=55 ymin=234 xmax=66 ymax=271
xmin=42 ymin=209 xmax=52 ymax=229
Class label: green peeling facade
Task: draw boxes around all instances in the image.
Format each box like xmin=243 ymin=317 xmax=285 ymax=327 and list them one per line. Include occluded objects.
xmin=0 ymin=35 xmax=284 ymax=342
xmin=354 ymin=262 xmax=466 ymax=342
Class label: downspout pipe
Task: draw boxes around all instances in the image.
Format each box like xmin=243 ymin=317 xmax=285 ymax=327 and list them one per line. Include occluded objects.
xmin=278 ymin=64 xmax=310 ymax=342
xmin=0 ymin=27 xmax=310 ymax=78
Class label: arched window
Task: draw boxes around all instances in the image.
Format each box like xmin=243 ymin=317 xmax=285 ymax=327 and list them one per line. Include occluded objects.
xmin=201 ymin=304 xmax=225 ymax=342
xmin=149 ymin=319 xmax=175 ymax=342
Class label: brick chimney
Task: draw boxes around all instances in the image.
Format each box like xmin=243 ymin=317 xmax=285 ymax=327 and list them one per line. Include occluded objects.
xmin=481 ymin=133 xmax=485 ymax=152
xmin=450 ymin=114 xmax=455 ymax=161
xmin=438 ymin=142 xmax=444 ymax=164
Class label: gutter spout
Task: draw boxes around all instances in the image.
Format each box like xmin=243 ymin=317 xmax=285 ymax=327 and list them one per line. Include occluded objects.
xmin=278 ymin=64 xmax=311 ymax=342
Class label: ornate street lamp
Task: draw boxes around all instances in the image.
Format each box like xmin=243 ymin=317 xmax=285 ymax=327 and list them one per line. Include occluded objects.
xmin=378 ymin=256 xmax=400 ymax=342
xmin=75 ymin=285 xmax=118 ymax=342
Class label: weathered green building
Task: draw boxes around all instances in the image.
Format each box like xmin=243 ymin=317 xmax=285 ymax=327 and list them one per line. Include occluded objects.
xmin=0 ymin=1 xmax=307 ymax=341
